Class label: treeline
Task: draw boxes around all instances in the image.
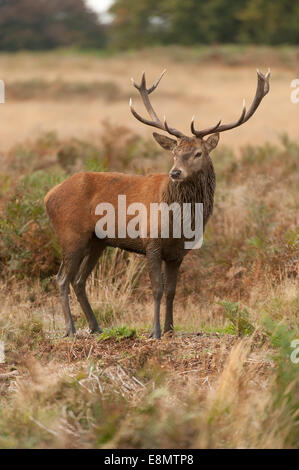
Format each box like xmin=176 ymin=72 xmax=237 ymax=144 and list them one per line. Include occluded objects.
xmin=109 ymin=0 xmax=299 ymax=48
xmin=0 ymin=0 xmax=299 ymax=52
xmin=0 ymin=0 xmax=106 ymax=50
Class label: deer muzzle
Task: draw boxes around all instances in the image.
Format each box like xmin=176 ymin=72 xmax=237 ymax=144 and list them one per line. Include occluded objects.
xmin=170 ymin=169 xmax=182 ymax=181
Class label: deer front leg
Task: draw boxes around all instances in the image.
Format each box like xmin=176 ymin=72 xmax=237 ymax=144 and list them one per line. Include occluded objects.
xmin=164 ymin=258 xmax=182 ymax=335
xmin=147 ymin=249 xmax=163 ymax=339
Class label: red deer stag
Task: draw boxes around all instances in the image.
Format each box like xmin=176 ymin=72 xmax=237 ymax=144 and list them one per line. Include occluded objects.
xmin=45 ymin=69 xmax=270 ymax=339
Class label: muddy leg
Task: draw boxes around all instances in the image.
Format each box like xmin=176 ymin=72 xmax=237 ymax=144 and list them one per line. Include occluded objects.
xmin=56 ymin=251 xmax=84 ymax=337
xmin=164 ymin=259 xmax=182 ymax=335
xmin=147 ymin=248 xmax=163 ymax=339
xmin=72 ymin=241 xmax=104 ymax=334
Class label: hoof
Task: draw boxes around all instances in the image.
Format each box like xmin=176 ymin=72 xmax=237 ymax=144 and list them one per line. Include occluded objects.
xmin=90 ymin=325 xmax=102 ymax=335
xmin=148 ymin=329 xmax=161 ymax=340
xmin=163 ymin=329 xmax=174 ymax=337
xmin=63 ymin=329 xmax=76 ymax=338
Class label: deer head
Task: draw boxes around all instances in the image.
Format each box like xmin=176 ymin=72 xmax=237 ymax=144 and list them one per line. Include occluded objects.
xmin=130 ymin=69 xmax=270 ymax=182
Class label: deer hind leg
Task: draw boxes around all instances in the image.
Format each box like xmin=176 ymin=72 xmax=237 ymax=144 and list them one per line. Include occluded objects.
xmin=164 ymin=258 xmax=182 ymax=335
xmin=56 ymin=249 xmax=85 ymax=337
xmin=72 ymin=240 xmax=105 ymax=334
xmin=147 ymin=247 xmax=163 ymax=339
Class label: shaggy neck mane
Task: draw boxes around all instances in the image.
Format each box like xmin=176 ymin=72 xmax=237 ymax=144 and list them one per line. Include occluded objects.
xmin=162 ymin=158 xmax=216 ymax=227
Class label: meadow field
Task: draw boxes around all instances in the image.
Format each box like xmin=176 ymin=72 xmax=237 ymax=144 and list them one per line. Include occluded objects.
xmin=0 ymin=46 xmax=298 ymax=448
xmin=1 ymin=45 xmax=299 ymax=150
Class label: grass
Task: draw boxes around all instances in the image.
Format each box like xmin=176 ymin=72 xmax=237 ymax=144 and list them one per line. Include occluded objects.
xmin=0 ymin=298 xmax=297 ymax=448
xmin=218 ymin=300 xmax=255 ymax=337
xmin=99 ymin=326 xmax=138 ymax=341
xmin=29 ymin=44 xmax=299 ymax=67
xmin=6 ymin=78 xmax=124 ymax=102
xmin=1 ymin=46 xmax=299 ymax=151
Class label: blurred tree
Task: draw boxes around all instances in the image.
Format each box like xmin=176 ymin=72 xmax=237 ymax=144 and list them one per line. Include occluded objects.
xmin=108 ymin=0 xmax=163 ymax=49
xmin=109 ymin=0 xmax=299 ymax=48
xmin=0 ymin=0 xmax=298 ymax=51
xmin=237 ymin=0 xmax=299 ymax=44
xmin=0 ymin=0 xmax=106 ymax=51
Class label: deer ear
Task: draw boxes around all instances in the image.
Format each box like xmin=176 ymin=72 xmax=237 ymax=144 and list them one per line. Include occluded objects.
xmin=205 ymin=133 xmax=220 ymax=152
xmin=153 ymin=132 xmax=177 ymax=151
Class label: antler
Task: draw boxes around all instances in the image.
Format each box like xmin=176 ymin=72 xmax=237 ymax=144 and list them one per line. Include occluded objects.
xmin=191 ymin=69 xmax=270 ymax=138
xmin=130 ymin=70 xmax=187 ymax=139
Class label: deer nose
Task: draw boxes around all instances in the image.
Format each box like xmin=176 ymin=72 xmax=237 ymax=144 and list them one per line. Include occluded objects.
xmin=170 ymin=169 xmax=182 ymax=180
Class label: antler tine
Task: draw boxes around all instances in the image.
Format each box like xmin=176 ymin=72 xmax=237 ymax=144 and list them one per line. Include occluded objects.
xmin=148 ymin=69 xmax=167 ymax=94
xmin=131 ymin=70 xmax=166 ymax=94
xmin=243 ymin=69 xmax=270 ymax=122
xmin=191 ymin=116 xmax=222 ymax=138
xmin=163 ymin=115 xmax=186 ymax=138
xmin=129 ymin=70 xmax=187 ymax=139
xmin=129 ymin=97 xmax=162 ymax=130
xmin=191 ymin=69 xmax=270 ymax=138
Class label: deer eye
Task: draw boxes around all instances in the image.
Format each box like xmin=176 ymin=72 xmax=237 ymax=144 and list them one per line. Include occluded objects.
xmin=194 ymin=151 xmax=202 ymax=158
